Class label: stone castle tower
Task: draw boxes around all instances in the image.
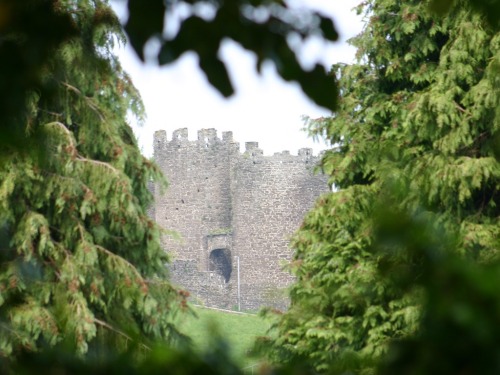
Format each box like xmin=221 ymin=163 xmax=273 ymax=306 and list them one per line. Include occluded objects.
xmin=152 ymin=128 xmax=328 ymax=311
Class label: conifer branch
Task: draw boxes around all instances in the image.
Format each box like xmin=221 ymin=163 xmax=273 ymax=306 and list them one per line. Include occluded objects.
xmin=45 ymin=121 xmax=77 ymax=149
xmin=93 ymin=318 xmax=151 ymax=351
xmin=76 ymin=224 xmax=141 ymax=285
xmin=94 ymin=244 xmax=144 ymax=281
xmin=62 ymin=82 xmax=81 ymax=95
xmin=76 ymin=156 xmax=121 ymax=175
xmin=46 ymin=173 xmax=92 ymax=194
xmin=453 ymin=101 xmax=467 ymax=113
xmin=62 ymin=82 xmax=105 ymax=121
xmin=0 ymin=322 xmax=26 ymax=345
xmin=40 ymin=109 xmax=63 ymax=118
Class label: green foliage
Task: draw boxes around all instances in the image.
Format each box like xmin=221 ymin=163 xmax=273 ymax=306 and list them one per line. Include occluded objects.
xmin=263 ymin=0 xmax=500 ymax=372
xmin=374 ymin=206 xmax=500 ymax=374
xmin=2 ymin=342 xmax=243 ymax=375
xmin=0 ymin=0 xmax=77 ymax=153
xmin=126 ymin=0 xmax=339 ymax=110
xmin=0 ymin=0 xmax=187 ymax=356
xmin=430 ymin=0 xmax=500 ymax=29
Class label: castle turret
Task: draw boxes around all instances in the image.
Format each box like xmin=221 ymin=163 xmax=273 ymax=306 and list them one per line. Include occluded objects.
xmin=153 ymin=128 xmax=328 ymax=310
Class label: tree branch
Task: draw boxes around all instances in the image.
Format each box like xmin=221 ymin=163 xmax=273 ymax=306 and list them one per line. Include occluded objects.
xmin=62 ymin=81 xmax=105 ymax=121
xmin=76 ymin=156 xmax=121 ymax=175
xmin=94 ymin=244 xmax=144 ymax=282
xmin=93 ymin=318 xmax=151 ymax=351
xmin=453 ymin=101 xmax=467 ymax=113
xmin=44 ymin=121 xmax=77 ymax=149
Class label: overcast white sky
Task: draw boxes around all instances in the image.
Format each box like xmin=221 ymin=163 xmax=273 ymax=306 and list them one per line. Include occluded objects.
xmin=111 ymin=1 xmax=364 ymax=157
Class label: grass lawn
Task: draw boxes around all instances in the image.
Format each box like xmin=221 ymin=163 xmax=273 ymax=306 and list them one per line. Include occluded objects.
xmin=176 ymin=305 xmax=270 ymax=368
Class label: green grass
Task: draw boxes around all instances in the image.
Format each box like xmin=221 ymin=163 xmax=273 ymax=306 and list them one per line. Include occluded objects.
xmin=176 ymin=305 xmax=270 ymax=367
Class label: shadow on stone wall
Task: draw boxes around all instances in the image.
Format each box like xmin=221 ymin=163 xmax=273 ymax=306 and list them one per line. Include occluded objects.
xmin=170 ymin=260 xmax=235 ymax=310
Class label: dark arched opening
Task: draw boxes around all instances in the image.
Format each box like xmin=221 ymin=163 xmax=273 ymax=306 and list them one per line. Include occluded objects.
xmin=209 ymin=248 xmax=232 ymax=283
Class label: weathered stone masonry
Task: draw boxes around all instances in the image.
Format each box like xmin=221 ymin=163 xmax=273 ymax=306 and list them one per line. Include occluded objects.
xmin=152 ymin=128 xmax=328 ymax=311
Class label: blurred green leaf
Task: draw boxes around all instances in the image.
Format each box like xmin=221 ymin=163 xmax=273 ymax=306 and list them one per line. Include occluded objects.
xmin=126 ymin=0 xmax=340 ymax=110
xmin=125 ymin=0 xmax=165 ymax=60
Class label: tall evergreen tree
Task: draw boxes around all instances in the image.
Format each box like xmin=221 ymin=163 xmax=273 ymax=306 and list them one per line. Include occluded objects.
xmin=263 ymin=0 xmax=500 ymax=372
xmin=0 ymin=0 xmax=186 ymax=356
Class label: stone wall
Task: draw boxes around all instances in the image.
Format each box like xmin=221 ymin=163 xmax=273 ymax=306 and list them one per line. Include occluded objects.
xmin=153 ymin=128 xmax=329 ymax=311
xmin=169 ymin=260 xmax=236 ymax=309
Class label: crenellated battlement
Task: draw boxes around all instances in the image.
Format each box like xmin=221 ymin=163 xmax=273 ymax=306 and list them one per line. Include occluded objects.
xmin=154 ymin=128 xmax=321 ymax=161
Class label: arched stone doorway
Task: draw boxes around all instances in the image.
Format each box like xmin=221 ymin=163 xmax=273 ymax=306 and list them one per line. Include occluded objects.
xmin=209 ymin=248 xmax=232 ymax=283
